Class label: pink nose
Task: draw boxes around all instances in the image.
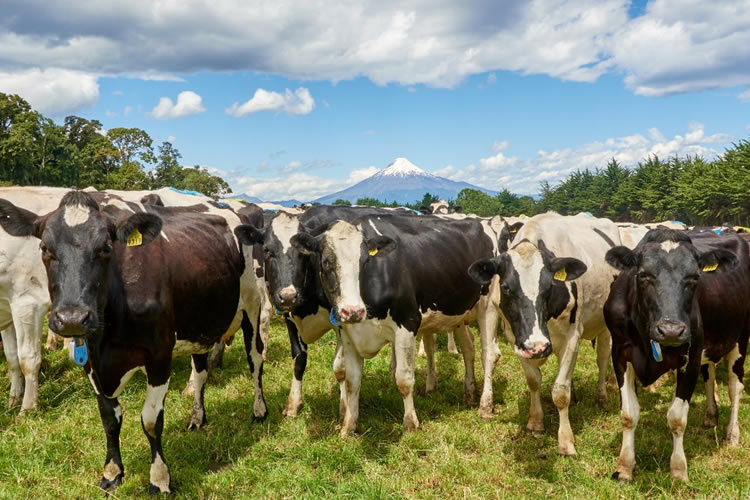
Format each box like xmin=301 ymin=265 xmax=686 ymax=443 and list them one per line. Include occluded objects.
xmin=339 ymin=306 xmax=366 ymax=323
xmin=521 ymin=341 xmax=551 ymax=359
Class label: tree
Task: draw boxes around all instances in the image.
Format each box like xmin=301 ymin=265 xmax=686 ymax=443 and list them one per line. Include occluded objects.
xmin=180 ymin=166 xmax=232 ymax=198
xmin=333 ymin=199 xmax=351 ymax=206
xmin=152 ymin=141 xmax=183 ymax=188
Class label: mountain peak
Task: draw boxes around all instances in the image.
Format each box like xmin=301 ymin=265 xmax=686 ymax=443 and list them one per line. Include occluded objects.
xmin=377 ymin=157 xmax=430 ymax=177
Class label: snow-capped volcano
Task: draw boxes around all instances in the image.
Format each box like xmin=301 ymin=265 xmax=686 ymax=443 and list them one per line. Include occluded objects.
xmin=314 ymin=157 xmax=497 ymax=205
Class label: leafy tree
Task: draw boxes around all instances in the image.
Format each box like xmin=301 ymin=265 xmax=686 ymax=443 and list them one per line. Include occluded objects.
xmin=333 ymin=199 xmax=351 ymax=206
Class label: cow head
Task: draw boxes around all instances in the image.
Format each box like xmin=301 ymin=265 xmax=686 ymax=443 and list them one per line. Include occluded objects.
xmin=290 ymin=220 xmax=395 ymax=324
xmin=235 ymin=212 xmax=309 ymax=312
xmin=469 ymin=239 xmax=586 ymax=359
xmin=606 ymin=229 xmax=737 ymax=348
xmin=0 ymin=191 xmax=161 ymax=336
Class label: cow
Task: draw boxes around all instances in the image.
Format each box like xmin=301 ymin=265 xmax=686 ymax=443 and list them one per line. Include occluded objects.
xmin=603 ymin=229 xmax=750 ymax=482
xmin=289 ymin=213 xmax=500 ymax=434
xmin=469 ymin=212 xmax=621 ymax=456
xmin=0 ymin=191 xmax=266 ymax=494
xmin=0 ymin=186 xmax=70 ymax=413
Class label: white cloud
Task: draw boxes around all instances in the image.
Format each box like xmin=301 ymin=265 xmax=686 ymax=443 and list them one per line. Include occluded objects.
xmin=0 ymin=67 xmax=98 ymax=116
xmin=492 ymin=140 xmax=510 ymax=152
xmin=150 ymin=90 xmax=205 ymax=120
xmin=438 ymin=124 xmax=734 ymax=195
xmin=112 ymin=89 xmax=123 ymax=96
xmin=123 ymin=105 xmax=133 ymax=116
xmin=167 ymin=135 xmax=176 ymax=143
xmin=105 ymin=110 xmax=117 ymax=118
xmin=487 ymin=73 xmax=497 ymax=85
xmin=226 ymin=87 xmax=315 ymax=117
xmin=740 ymin=89 xmax=750 ymax=102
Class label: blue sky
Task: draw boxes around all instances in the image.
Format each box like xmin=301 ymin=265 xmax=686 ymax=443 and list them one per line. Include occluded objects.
xmin=1 ymin=0 xmax=749 ymax=200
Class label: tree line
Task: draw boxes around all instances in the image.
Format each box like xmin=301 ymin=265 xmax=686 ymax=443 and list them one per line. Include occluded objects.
xmin=351 ymin=141 xmax=749 ymax=226
xmin=0 ymin=93 xmax=230 ymax=197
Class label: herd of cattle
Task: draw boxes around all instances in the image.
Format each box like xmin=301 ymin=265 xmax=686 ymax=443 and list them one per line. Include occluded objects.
xmin=0 ymin=187 xmax=748 ymax=493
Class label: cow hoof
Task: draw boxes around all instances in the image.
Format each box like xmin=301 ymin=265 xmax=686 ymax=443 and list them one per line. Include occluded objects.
xmin=148 ymin=483 xmax=172 ymax=496
xmin=252 ymin=411 xmax=269 ymax=423
xmin=282 ymin=403 xmax=301 ymax=417
xmin=702 ymin=415 xmax=718 ymax=428
xmin=425 ymin=383 xmax=437 ymax=395
xmin=8 ymin=394 xmax=23 ymax=409
xmin=99 ymin=473 xmax=123 ymax=493
xmin=181 ymin=382 xmax=195 ymax=397
xmin=558 ymin=443 xmax=576 ymax=457
xmin=464 ymin=390 xmax=479 ymax=406
xmin=186 ymin=416 xmax=207 ymax=431
xmin=403 ymin=417 xmax=420 ymax=432
xmin=725 ymin=434 xmax=740 ymax=447
xmin=478 ymin=406 xmax=494 ymax=420
xmin=670 ymin=469 xmax=688 ymax=482
xmin=611 ymin=470 xmax=632 ymax=483
xmin=595 ymin=395 xmax=607 ymax=410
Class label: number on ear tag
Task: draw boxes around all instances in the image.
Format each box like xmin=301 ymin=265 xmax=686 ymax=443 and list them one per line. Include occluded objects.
xmin=554 ymin=268 xmax=567 ymax=281
xmin=127 ymin=228 xmax=143 ymax=247
xmin=368 ymin=248 xmax=378 ymax=256
xmin=702 ymin=262 xmax=718 ymax=272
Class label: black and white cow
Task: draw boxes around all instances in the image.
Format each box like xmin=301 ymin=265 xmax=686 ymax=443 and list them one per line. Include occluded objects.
xmin=290 ymin=214 xmax=500 ymax=434
xmin=604 ymin=229 xmax=750 ymax=481
xmin=469 ymin=212 xmax=620 ymax=456
xmin=0 ymin=191 xmax=266 ymax=494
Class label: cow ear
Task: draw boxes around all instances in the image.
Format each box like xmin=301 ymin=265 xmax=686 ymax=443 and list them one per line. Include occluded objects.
xmin=606 ymin=246 xmax=637 ymax=270
xmin=699 ymin=248 xmax=738 ymax=273
xmin=234 ymin=224 xmax=264 ymax=245
xmin=419 ymin=206 xmax=431 ymax=215
xmin=549 ymin=257 xmax=587 ymax=281
xmin=0 ymin=199 xmax=47 ymax=238
xmin=366 ymin=235 xmax=396 ymax=257
xmin=290 ymin=232 xmax=320 ymax=255
xmin=115 ymin=213 xmax=162 ymax=246
xmin=468 ymin=257 xmax=500 ymax=285
xmin=499 ymin=221 xmax=523 ymax=252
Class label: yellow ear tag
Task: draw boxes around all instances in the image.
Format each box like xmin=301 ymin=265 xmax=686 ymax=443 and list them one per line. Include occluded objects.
xmin=702 ymin=262 xmax=718 ymax=272
xmin=368 ymin=248 xmax=378 ymax=256
xmin=554 ymin=268 xmax=567 ymax=281
xmin=127 ymin=228 xmax=143 ymax=247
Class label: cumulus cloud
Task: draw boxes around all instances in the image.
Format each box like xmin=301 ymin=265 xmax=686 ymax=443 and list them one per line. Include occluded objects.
xmin=740 ymin=89 xmax=750 ymax=102
xmin=0 ymin=67 xmax=98 ymax=115
xmin=226 ymin=87 xmax=315 ymax=117
xmin=149 ymin=90 xmax=205 ymax=120
xmin=438 ymin=123 xmax=734 ymax=195
xmin=220 ymin=164 xmax=380 ymax=201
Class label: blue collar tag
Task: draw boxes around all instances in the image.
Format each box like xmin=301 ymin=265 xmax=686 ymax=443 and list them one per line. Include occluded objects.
xmin=329 ymin=309 xmax=341 ymax=327
xmin=650 ymin=340 xmax=663 ymax=362
xmin=68 ymin=338 xmax=89 ymax=366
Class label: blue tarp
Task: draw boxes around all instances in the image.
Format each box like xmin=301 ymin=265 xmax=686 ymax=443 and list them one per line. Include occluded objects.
xmin=168 ymin=187 xmax=205 ymax=197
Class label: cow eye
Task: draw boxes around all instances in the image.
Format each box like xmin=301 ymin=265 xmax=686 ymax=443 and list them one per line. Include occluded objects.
xmin=500 ymin=283 xmax=511 ymax=295
xmin=40 ymin=243 xmax=56 ymax=261
xmin=97 ymin=242 xmax=113 ymax=258
xmin=321 ymin=258 xmax=331 ymax=269
xmin=638 ymin=271 xmax=654 ymax=282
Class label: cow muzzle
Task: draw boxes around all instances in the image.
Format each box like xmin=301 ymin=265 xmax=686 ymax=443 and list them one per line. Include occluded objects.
xmin=518 ymin=341 xmax=552 ymax=359
xmin=337 ymin=305 xmax=366 ymax=324
xmin=275 ymin=286 xmax=297 ymax=311
xmin=50 ymin=306 xmax=96 ymax=336
xmin=653 ymin=319 xmax=688 ymax=346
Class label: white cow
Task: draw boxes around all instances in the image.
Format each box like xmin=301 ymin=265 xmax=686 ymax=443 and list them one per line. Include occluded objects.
xmin=469 ymin=212 xmax=621 ymax=455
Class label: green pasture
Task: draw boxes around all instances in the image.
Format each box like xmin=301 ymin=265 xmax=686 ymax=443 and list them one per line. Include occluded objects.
xmin=2 ymin=320 xmax=749 ymax=498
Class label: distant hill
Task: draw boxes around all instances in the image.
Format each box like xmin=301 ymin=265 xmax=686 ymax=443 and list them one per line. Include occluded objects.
xmin=313 ymin=157 xmax=497 ymax=205
xmin=224 ymin=193 xmax=263 ymax=204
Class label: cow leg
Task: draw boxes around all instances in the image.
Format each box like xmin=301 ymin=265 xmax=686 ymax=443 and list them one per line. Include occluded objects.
xmin=1 ymin=327 xmax=24 ymax=409
xmin=455 ymin=324 xmax=478 ymax=405
xmin=519 ymin=358 xmax=544 ymax=432
xmin=423 ymin=332 xmax=437 ymax=394
xmin=477 ymin=300 xmax=501 ymax=419
xmin=207 ymin=339 xmax=225 ymax=371
xmin=669 ymin=364 xmax=699 ymax=482
xmin=551 ymin=332 xmax=581 ymax=456
xmin=45 ymin=327 xmax=62 ymax=352
xmin=242 ymin=310 xmax=268 ymax=422
xmin=260 ymin=293 xmax=272 ymax=361
xmin=447 ymin=331 xmax=459 ymax=355
xmin=97 ymin=393 xmax=125 ymax=492
xmin=283 ymin=318 xmax=307 ymax=417
xmin=187 ymin=353 xmax=209 ymax=430
xmin=340 ymin=331 xmax=363 ymax=436
xmin=394 ymin=327 xmax=419 ymax=432
xmin=594 ymin=330 xmax=611 ymax=409
xmin=613 ymin=362 xmax=639 ymax=482
xmin=12 ymin=300 xmax=45 ymax=414
xmin=332 ymin=329 xmax=347 ymax=421
xmin=702 ymin=362 xmax=718 ymax=428
xmin=141 ymin=372 xmax=172 ymax=495
xmin=725 ymin=343 xmax=745 ymax=446
xmin=417 ymin=337 xmax=426 ymax=357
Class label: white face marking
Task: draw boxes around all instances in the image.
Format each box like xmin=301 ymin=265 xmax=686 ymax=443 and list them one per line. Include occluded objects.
xmin=368 ymin=219 xmax=383 ymax=236
xmin=160 ymin=230 xmax=170 ymax=242
xmin=110 ymin=366 xmax=142 ymax=398
xmin=508 ymin=243 xmax=548 ymax=348
xmin=661 ymin=240 xmax=681 ymax=253
xmin=62 ymin=205 xmax=90 ymax=227
xmin=141 ymin=379 xmax=170 ymax=438
xmin=280 ymin=285 xmax=297 ymax=296
xmin=272 ymin=213 xmax=300 ymax=254
xmin=173 ymin=339 xmax=210 ymax=357
xmin=326 ymin=221 xmax=366 ymax=312
xmin=150 ymin=453 xmax=171 ymax=493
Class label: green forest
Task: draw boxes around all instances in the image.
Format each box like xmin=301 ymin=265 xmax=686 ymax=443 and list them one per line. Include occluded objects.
xmin=0 ymin=93 xmax=230 ymax=198
xmin=3 ymin=92 xmax=749 ymax=224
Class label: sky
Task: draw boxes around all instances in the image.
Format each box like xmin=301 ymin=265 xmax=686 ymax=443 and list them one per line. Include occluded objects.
xmin=1 ymin=0 xmax=749 ymax=201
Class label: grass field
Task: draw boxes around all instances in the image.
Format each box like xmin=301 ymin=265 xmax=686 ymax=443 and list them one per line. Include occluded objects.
xmin=2 ymin=320 xmax=750 ymax=499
